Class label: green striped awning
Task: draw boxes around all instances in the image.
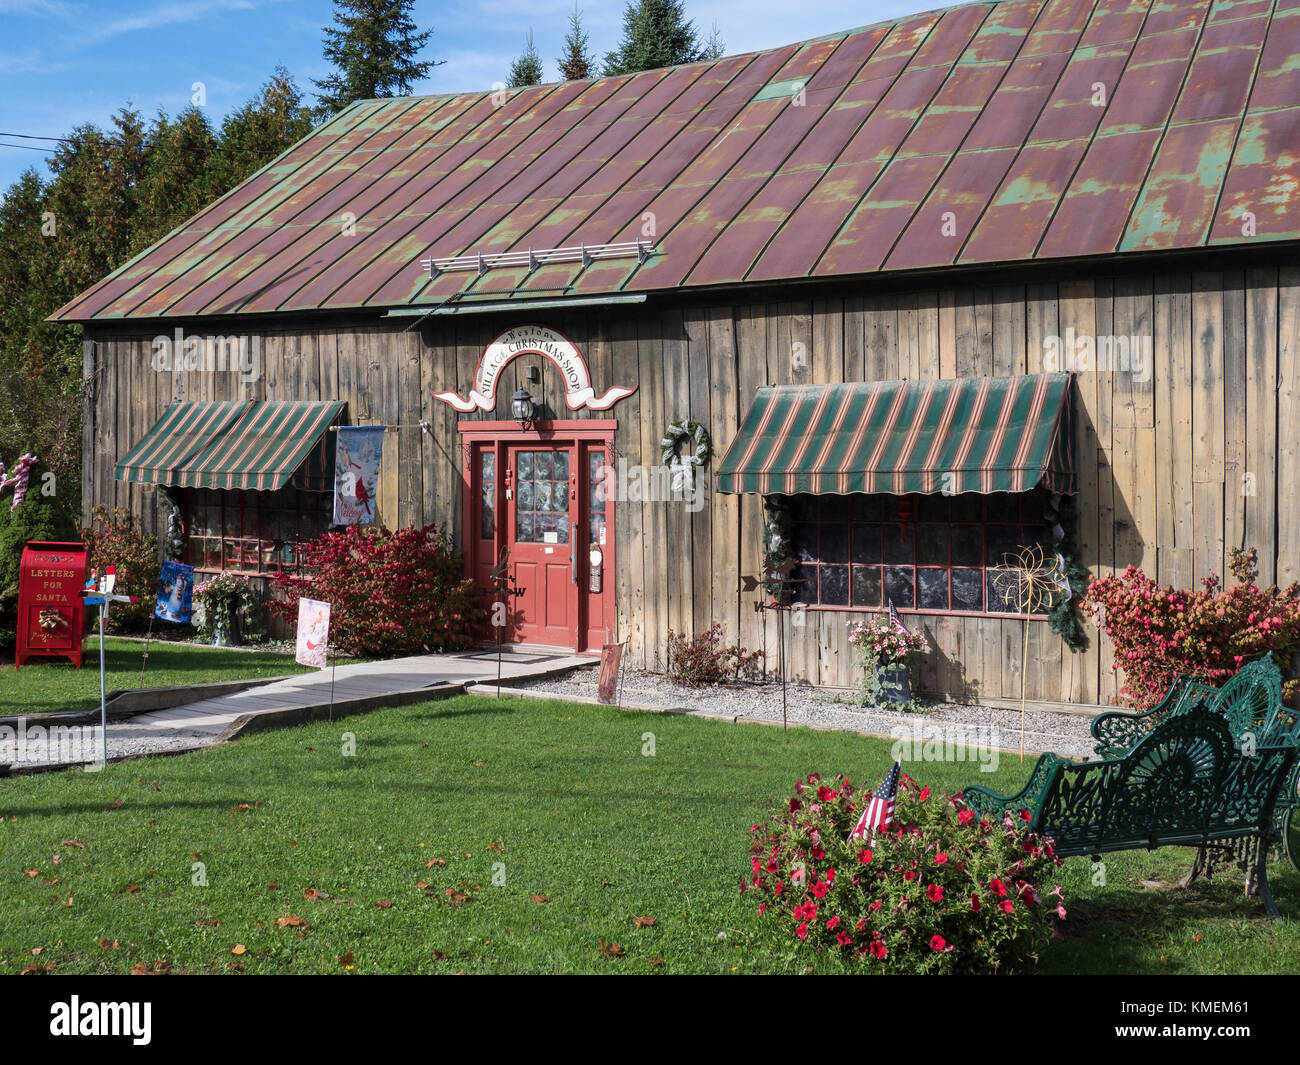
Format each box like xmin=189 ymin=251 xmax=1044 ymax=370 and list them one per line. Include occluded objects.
xmin=115 ymin=401 xmax=345 ymax=491
xmin=716 ymin=375 xmax=1074 ymax=496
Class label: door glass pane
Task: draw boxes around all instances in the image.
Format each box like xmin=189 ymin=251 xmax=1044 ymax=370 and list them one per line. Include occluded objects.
xmin=514 ymin=450 xmax=571 ymax=544
xmin=480 ymin=451 xmax=495 ymax=540
xmin=590 ymin=451 xmax=607 ymax=544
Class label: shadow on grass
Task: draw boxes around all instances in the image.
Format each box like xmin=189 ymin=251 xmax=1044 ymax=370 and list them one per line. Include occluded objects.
xmin=413 ymin=703 xmax=520 ymax=721
xmin=0 ymin=798 xmax=250 ymax=819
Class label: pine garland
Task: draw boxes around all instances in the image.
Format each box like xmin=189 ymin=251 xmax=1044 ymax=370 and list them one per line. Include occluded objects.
xmin=1043 ymin=492 xmax=1090 ymax=652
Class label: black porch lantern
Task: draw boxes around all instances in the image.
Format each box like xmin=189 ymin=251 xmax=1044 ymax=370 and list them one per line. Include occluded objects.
xmin=511 ymin=387 xmax=536 ymax=430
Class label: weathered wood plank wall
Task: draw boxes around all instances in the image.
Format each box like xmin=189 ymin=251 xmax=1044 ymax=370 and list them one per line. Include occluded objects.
xmin=82 ymin=265 xmax=1300 ymax=705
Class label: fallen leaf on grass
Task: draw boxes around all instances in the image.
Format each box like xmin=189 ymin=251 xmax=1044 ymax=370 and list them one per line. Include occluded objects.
xmin=530 ymin=895 xmax=550 ymax=904
xmin=444 ymin=889 xmax=470 ymax=906
xmin=634 ymin=916 xmax=656 ymax=928
xmin=233 ymin=804 xmax=253 ymax=812
xmin=432 ymin=950 xmax=448 ymax=960
xmin=462 ymin=852 xmax=472 ymax=859
xmin=99 ymin=938 xmax=119 ymax=951
xmin=267 ymin=884 xmax=279 ymax=891
xmin=60 ymin=840 xmax=85 ymax=849
xmin=195 ymin=919 xmax=219 ymax=928
xmin=26 ymin=947 xmax=43 ymax=955
xmin=20 ymin=963 xmax=55 ymax=974
xmin=41 ymin=878 xmax=58 ymax=885
xmin=599 ymin=939 xmax=625 ymax=957
xmin=474 ymin=761 xmax=486 ymax=767
xmin=376 ymin=899 xmax=392 ymax=909
xmin=230 ymin=944 xmax=247 ymax=956
xmin=276 ymin=915 xmax=307 ymax=928
xmin=460 ymin=880 xmax=482 ymax=892
xmin=22 ymin=869 xmax=38 ymax=877
xmin=1192 ymin=933 xmax=1203 ymax=944
xmin=106 ymin=800 xmax=124 ymax=810
xmin=338 ymin=951 xmax=355 ymax=968
xmin=303 ymin=888 xmax=327 ymax=901
xmin=60 ymin=896 xmax=73 ymax=907
xmin=51 ymin=854 xmax=60 ymax=865
xmin=227 ymin=962 xmax=244 ymax=972
xmin=416 ymin=880 xmax=430 ymax=891
xmin=130 ymin=962 xmax=163 ymax=975
xmin=649 ymin=957 xmax=665 ymax=967
xmin=487 ymin=841 xmax=506 ymax=853
xmin=425 ymin=859 xmax=445 ymax=868
xmin=125 ymin=885 xmax=141 ymax=894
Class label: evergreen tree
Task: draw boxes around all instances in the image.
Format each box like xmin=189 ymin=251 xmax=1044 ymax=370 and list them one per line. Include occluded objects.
xmin=602 ymin=0 xmax=703 ymax=76
xmin=313 ymin=0 xmax=441 ymax=118
xmin=210 ymin=67 xmax=315 ymax=190
xmin=557 ymin=5 xmax=593 ymax=81
xmin=507 ymin=30 xmax=544 ymax=88
xmin=131 ymin=106 xmax=220 ymax=255
xmin=700 ymin=21 xmax=725 ymax=60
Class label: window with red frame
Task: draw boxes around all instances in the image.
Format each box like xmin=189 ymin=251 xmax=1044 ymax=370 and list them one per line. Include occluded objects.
xmin=179 ymin=487 xmax=332 ymax=576
xmin=789 ymin=490 xmax=1053 ymax=615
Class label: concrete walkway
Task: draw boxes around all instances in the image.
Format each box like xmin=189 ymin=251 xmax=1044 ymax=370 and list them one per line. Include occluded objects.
xmin=1 ymin=649 xmax=591 ymax=772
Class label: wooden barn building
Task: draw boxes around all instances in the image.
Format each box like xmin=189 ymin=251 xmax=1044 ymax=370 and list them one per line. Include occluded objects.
xmin=54 ymin=0 xmax=1299 ymax=708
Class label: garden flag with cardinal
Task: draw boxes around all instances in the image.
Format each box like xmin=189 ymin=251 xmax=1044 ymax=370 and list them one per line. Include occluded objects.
xmin=850 ymin=761 xmax=901 ymax=844
xmin=296 ymin=598 xmax=331 ymax=668
xmin=333 ymin=426 xmax=384 ymax=525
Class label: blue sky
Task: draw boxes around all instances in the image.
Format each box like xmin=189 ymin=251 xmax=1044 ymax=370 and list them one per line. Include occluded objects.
xmin=0 ymin=0 xmax=925 ymax=191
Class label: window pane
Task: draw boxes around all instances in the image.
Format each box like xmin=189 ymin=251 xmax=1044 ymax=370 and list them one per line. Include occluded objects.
xmin=851 ymin=524 xmax=882 ymax=564
xmin=590 ymin=453 xmax=606 ymax=515
xmin=917 ymin=525 xmax=948 ymax=565
xmin=553 ymin=451 xmax=569 ymax=481
xmin=516 ymin=511 xmax=535 ymax=542
xmin=916 ymin=493 xmax=949 ymax=522
xmin=517 ymin=480 xmax=533 ymax=509
xmin=949 ymin=494 xmax=982 ymax=522
xmin=517 ymin=452 xmax=532 ymax=479
xmin=553 ymin=484 xmax=569 ymax=513
xmin=849 ymin=495 xmax=875 ymax=523
xmin=533 ymin=452 xmax=552 ymax=479
xmin=480 ymin=483 xmax=495 ymax=541
xmin=884 ymin=566 xmax=914 ymax=608
xmin=556 ymin=518 xmax=570 ymax=544
xmin=791 ymin=563 xmax=814 ymax=604
xmin=535 ymin=481 xmax=552 ymax=511
xmin=950 ymin=524 xmax=982 ymax=566
xmin=820 ymin=564 xmax=849 ymax=606
xmin=481 ymin=452 xmax=495 ymax=479
xmin=882 ymin=525 xmax=915 ymax=564
xmin=985 ymin=524 xmax=1020 ymax=566
xmin=917 ymin=567 xmax=949 ymax=610
xmin=952 ymin=568 xmax=983 ymax=611
xmin=987 ymin=569 xmax=1023 ymax=612
xmin=851 ymin=565 xmax=882 ymax=607
xmin=820 ymin=523 xmax=849 ymax=563
xmin=794 ymin=523 xmax=818 ymax=563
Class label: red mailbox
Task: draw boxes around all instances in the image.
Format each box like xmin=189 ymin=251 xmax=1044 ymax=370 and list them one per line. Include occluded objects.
xmin=15 ymin=541 xmax=89 ymax=669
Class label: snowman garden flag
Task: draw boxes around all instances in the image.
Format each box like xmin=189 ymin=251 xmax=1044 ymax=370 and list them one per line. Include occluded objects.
xmin=154 ymin=560 xmax=195 ymax=624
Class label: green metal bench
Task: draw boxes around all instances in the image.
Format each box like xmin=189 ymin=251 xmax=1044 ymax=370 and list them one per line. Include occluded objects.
xmin=1090 ymin=656 xmax=1300 ymax=870
xmin=962 ymin=700 xmax=1299 ymax=919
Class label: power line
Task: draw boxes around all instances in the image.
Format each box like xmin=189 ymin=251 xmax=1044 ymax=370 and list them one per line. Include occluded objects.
xmin=0 ymin=131 xmax=286 ymax=156
xmin=0 ymin=141 xmax=54 ymax=153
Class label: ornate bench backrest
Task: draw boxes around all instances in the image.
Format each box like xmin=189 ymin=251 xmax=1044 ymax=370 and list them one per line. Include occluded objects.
xmin=1210 ymin=658 xmax=1284 ymax=745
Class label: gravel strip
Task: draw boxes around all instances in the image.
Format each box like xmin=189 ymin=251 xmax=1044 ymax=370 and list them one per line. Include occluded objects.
xmin=513 ymin=666 xmax=1100 ymax=762
xmin=1 ymin=720 xmax=217 ymax=769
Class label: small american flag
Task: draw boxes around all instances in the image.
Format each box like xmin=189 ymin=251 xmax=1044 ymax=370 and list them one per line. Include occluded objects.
xmin=887 ymin=598 xmax=908 ymax=634
xmin=850 ymin=761 xmax=901 ymax=843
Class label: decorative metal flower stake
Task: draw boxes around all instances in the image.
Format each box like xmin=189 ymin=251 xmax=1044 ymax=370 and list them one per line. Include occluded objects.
xmin=992 ymin=545 xmax=1067 ymax=763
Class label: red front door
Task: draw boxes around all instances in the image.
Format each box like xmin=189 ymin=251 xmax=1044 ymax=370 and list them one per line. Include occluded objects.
xmin=508 ymin=444 xmax=577 ymax=646
xmin=462 ymin=424 xmax=615 ymax=653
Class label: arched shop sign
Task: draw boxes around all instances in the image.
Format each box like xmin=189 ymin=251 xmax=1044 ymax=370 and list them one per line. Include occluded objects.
xmin=432 ymin=324 xmax=637 ymax=413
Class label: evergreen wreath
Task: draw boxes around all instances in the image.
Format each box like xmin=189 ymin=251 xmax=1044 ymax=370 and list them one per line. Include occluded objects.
xmin=660 ymin=419 xmax=711 ymax=471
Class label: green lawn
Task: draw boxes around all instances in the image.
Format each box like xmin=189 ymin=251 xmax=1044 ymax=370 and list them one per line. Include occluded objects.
xmin=0 ymin=638 xmax=310 ymax=716
xmin=0 ymin=694 xmax=1296 ymax=974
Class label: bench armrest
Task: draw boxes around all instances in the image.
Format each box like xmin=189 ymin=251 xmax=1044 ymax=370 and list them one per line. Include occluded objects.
xmin=1091 ymin=674 xmax=1210 ymax=758
xmin=961 ymin=751 xmax=1068 ymax=828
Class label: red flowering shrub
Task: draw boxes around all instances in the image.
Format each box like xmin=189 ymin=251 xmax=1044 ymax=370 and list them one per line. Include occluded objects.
xmin=80 ymin=505 xmax=160 ymax=633
xmin=746 ymin=772 xmax=1065 ymax=974
xmin=1082 ymin=547 xmax=1300 ymax=709
xmin=666 ymin=624 xmax=764 ymax=687
xmin=267 ymin=523 xmax=484 ymax=657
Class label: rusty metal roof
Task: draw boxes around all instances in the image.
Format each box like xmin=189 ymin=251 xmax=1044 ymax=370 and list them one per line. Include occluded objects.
xmin=52 ymin=0 xmax=1300 ymax=323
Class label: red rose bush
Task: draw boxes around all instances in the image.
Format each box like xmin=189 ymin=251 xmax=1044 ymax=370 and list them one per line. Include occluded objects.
xmin=745 ymin=771 xmax=1065 ymax=974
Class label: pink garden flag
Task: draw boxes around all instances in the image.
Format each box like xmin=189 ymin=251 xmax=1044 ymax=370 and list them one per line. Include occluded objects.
xmin=296 ymin=598 xmax=331 ymax=668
